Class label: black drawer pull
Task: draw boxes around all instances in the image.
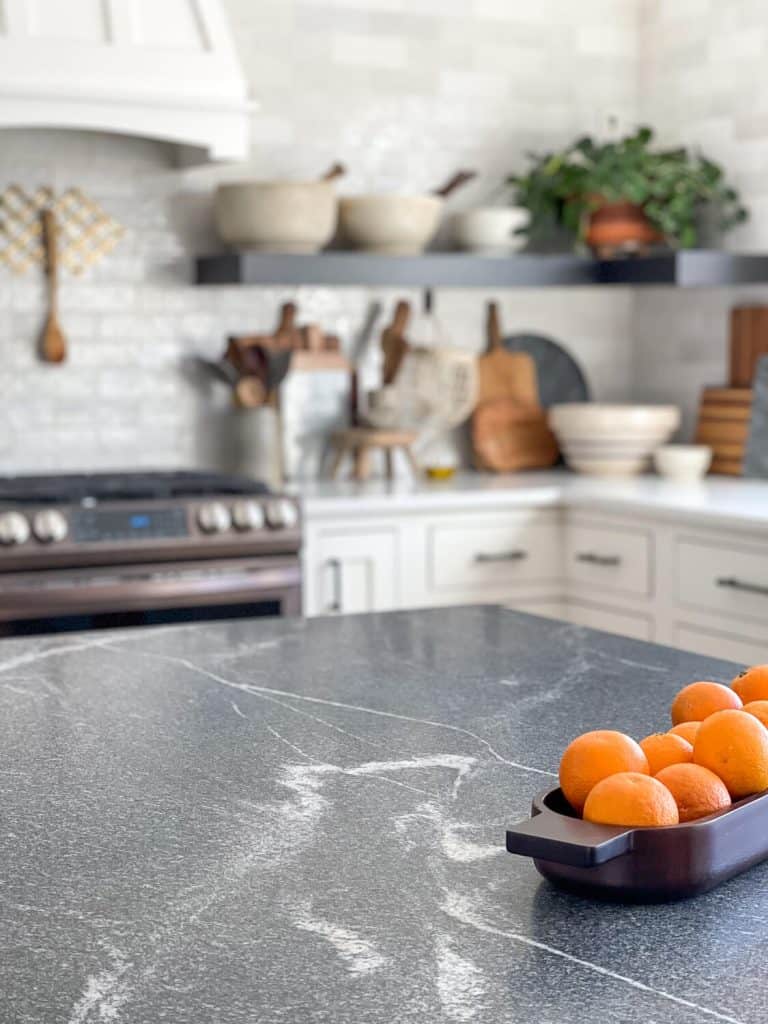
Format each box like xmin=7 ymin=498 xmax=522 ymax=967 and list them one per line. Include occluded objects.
xmin=474 ymin=549 xmax=528 ymax=564
xmin=576 ymin=552 xmax=621 ymax=567
xmin=716 ymin=576 xmax=768 ymax=597
xmin=327 ymin=558 xmax=342 ymax=612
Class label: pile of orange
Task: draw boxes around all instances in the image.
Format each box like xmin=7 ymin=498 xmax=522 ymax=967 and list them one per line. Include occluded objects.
xmin=559 ymin=665 xmax=768 ymax=827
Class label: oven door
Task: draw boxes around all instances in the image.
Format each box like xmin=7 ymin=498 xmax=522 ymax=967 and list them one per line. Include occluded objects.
xmin=0 ymin=556 xmax=302 ymax=636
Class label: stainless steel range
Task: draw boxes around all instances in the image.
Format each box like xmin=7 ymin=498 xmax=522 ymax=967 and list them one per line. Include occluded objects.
xmin=0 ymin=471 xmax=301 ymax=635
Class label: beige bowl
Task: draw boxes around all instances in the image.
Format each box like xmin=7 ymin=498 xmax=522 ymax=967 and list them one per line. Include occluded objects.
xmin=215 ymin=180 xmax=338 ymax=252
xmin=339 ymin=195 xmax=443 ymax=254
xmin=549 ymin=403 xmax=681 ymax=476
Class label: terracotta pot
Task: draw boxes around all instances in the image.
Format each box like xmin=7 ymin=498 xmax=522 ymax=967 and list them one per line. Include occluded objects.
xmin=585 ymin=201 xmax=662 ymax=256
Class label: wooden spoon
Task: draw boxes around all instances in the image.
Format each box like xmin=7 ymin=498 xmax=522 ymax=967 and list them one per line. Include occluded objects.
xmin=321 ymin=162 xmax=346 ymax=182
xmin=433 ymin=170 xmax=478 ymax=198
xmin=40 ymin=209 xmax=66 ymax=363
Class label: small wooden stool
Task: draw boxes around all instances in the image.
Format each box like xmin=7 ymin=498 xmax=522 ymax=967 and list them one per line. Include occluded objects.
xmin=329 ymin=428 xmax=419 ymax=481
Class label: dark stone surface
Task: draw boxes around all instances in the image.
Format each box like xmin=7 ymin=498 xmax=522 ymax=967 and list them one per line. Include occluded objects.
xmin=0 ymin=607 xmax=759 ymax=1024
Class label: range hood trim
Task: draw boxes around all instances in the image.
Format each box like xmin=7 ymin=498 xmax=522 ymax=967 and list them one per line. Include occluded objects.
xmin=0 ymin=0 xmax=253 ymax=164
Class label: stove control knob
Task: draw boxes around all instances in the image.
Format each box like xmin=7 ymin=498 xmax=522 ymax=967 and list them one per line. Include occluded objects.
xmin=265 ymin=498 xmax=299 ymax=530
xmin=197 ymin=502 xmax=231 ymax=534
xmin=231 ymin=500 xmax=265 ymax=532
xmin=32 ymin=509 xmax=69 ymax=544
xmin=0 ymin=511 xmax=31 ymax=546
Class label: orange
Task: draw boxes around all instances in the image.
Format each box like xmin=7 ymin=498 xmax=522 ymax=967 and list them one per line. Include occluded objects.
xmin=639 ymin=732 xmax=693 ymax=775
xmin=669 ymin=721 xmax=701 ymax=745
xmin=693 ymin=708 xmax=768 ymax=799
xmin=732 ymin=665 xmax=768 ymax=705
xmin=583 ymin=772 xmax=679 ymax=827
xmin=743 ymin=700 xmax=768 ymax=731
xmin=559 ymin=730 xmax=649 ymax=814
xmin=670 ymin=681 xmax=742 ymax=725
xmin=655 ymin=763 xmax=731 ymax=823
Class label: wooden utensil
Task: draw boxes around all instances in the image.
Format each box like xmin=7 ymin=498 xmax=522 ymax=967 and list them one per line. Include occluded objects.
xmin=433 ymin=170 xmax=477 ymax=198
xmin=381 ymin=300 xmax=411 ymax=385
xmin=476 ymin=302 xmax=539 ymax=406
xmin=321 ymin=162 xmax=346 ymax=182
xmin=234 ymin=376 xmax=267 ymax=409
xmin=730 ymin=306 xmax=768 ymax=387
xmin=40 ymin=209 xmax=66 ymax=363
xmin=695 ymin=386 xmax=753 ymax=475
xmin=472 ymin=398 xmax=559 ymax=472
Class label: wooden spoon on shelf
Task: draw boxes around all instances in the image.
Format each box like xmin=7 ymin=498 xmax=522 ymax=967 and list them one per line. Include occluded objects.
xmin=40 ymin=209 xmax=66 ymax=363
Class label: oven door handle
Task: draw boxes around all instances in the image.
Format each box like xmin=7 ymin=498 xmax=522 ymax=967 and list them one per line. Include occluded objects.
xmin=0 ymin=557 xmax=302 ymax=621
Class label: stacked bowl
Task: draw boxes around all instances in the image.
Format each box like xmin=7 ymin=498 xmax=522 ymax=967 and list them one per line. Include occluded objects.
xmin=549 ymin=404 xmax=681 ymax=476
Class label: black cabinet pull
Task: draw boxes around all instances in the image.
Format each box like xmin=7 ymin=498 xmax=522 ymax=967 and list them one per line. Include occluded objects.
xmin=327 ymin=558 xmax=342 ymax=612
xmin=716 ymin=576 xmax=768 ymax=597
xmin=576 ymin=552 xmax=621 ymax=567
xmin=474 ymin=549 xmax=527 ymax=564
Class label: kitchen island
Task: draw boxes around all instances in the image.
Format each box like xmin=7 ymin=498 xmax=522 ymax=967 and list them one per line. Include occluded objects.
xmin=0 ymin=607 xmax=761 ymax=1024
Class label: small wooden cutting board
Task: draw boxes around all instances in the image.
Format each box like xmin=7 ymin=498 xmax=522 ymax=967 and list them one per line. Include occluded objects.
xmin=476 ymin=302 xmax=538 ymax=406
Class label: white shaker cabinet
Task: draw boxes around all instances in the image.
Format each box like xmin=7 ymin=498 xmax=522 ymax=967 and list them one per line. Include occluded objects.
xmin=305 ymin=526 xmax=398 ymax=616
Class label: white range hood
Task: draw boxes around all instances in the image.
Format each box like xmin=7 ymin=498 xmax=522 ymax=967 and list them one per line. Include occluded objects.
xmin=0 ymin=0 xmax=252 ymax=163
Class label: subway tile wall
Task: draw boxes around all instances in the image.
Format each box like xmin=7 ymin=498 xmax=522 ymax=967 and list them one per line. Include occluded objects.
xmin=0 ymin=0 xmax=640 ymax=475
xmin=633 ymin=0 xmax=768 ymax=435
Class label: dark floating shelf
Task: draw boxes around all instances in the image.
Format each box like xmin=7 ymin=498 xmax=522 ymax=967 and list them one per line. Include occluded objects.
xmin=195 ymin=249 xmax=768 ymax=289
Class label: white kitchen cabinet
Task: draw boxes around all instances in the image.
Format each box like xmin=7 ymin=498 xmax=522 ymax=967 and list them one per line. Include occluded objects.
xmin=300 ymin=479 xmax=768 ymax=665
xmin=566 ymin=601 xmax=653 ymax=641
xmin=305 ymin=527 xmax=398 ymax=616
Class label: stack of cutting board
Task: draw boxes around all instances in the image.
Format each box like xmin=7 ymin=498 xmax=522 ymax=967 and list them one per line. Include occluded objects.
xmin=692 ymin=305 xmax=768 ymax=475
xmin=694 ymin=387 xmax=752 ymax=476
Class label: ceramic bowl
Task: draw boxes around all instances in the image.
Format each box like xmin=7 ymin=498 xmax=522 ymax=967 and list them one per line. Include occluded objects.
xmin=653 ymin=444 xmax=712 ymax=481
xmin=215 ymin=180 xmax=337 ymax=252
xmin=549 ymin=404 xmax=681 ymax=476
xmin=450 ymin=206 xmax=528 ymax=254
xmin=338 ymin=195 xmax=443 ymax=254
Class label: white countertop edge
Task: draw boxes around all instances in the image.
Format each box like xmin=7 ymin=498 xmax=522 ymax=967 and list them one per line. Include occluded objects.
xmin=293 ymin=470 xmax=768 ymax=533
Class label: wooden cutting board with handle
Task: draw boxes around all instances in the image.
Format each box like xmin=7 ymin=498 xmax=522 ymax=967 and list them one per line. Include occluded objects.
xmin=476 ymin=302 xmax=538 ymax=405
xmin=472 ymin=398 xmax=559 ymax=472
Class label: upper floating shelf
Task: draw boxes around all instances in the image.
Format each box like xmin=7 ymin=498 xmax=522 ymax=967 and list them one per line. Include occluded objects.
xmin=194 ymin=250 xmax=768 ymax=289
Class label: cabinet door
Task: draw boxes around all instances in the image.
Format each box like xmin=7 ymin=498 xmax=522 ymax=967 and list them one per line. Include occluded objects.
xmin=566 ymin=601 xmax=653 ymax=641
xmin=311 ymin=529 xmax=397 ymax=616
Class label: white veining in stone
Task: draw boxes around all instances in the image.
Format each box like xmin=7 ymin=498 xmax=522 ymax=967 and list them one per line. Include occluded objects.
xmin=68 ymin=945 xmax=131 ymax=1024
xmin=292 ymin=903 xmax=387 ymax=976
xmin=435 ymin=934 xmax=486 ymax=1022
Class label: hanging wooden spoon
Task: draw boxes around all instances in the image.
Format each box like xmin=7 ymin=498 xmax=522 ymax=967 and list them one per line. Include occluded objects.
xmin=40 ymin=209 xmax=66 ymax=363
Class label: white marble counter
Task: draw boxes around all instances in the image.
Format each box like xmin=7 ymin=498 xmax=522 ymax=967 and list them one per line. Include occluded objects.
xmin=294 ymin=470 xmax=768 ymax=532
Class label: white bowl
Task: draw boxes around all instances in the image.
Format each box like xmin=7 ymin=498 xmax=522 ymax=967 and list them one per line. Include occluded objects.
xmin=549 ymin=403 xmax=681 ymax=476
xmin=653 ymin=444 xmax=712 ymax=481
xmin=450 ymin=206 xmax=528 ymax=254
xmin=215 ymin=180 xmax=337 ymax=252
xmin=339 ymin=195 xmax=443 ymax=254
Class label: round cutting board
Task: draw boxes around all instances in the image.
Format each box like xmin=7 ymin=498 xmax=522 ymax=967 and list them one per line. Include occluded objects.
xmin=502 ymin=333 xmax=589 ymax=409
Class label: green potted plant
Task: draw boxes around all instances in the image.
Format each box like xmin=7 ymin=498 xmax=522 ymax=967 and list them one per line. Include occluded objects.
xmin=508 ymin=126 xmax=747 ymax=255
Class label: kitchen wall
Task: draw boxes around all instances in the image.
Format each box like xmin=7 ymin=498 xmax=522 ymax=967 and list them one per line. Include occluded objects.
xmin=0 ymin=0 xmax=640 ymax=474
xmin=632 ymin=0 xmax=768 ymax=435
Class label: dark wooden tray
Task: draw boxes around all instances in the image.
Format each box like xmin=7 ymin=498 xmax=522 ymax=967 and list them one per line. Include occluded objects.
xmin=506 ymin=786 xmax=768 ymax=902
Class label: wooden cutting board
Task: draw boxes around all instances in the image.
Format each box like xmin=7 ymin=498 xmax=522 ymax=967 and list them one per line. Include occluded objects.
xmin=730 ymin=306 xmax=768 ymax=387
xmin=695 ymin=386 xmax=753 ymax=475
xmin=476 ymin=302 xmax=538 ymax=406
xmin=472 ymin=398 xmax=559 ymax=472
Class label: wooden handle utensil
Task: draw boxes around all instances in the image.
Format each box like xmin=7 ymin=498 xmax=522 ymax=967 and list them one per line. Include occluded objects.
xmin=433 ymin=170 xmax=477 ymax=198
xmin=40 ymin=209 xmax=66 ymax=363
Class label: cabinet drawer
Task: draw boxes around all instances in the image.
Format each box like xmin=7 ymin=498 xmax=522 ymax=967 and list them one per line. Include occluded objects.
xmin=428 ymin=517 xmax=560 ymax=592
xmin=566 ymin=601 xmax=652 ymax=641
xmin=677 ymin=537 xmax=768 ymax=625
xmin=673 ymin=622 xmax=760 ymax=666
xmin=566 ymin=521 xmax=651 ymax=597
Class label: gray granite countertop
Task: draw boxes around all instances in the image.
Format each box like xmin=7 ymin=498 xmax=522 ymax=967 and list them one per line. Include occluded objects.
xmin=0 ymin=607 xmax=761 ymax=1024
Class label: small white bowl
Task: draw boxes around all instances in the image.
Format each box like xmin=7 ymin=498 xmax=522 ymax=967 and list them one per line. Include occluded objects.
xmin=450 ymin=207 xmax=528 ymax=254
xmin=653 ymin=444 xmax=712 ymax=481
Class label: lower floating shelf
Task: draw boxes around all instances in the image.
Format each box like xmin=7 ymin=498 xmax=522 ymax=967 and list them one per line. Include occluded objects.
xmin=195 ymin=249 xmax=768 ymax=289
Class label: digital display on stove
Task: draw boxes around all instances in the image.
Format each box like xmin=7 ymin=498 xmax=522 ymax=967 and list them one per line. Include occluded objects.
xmin=71 ymin=507 xmax=189 ymax=543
